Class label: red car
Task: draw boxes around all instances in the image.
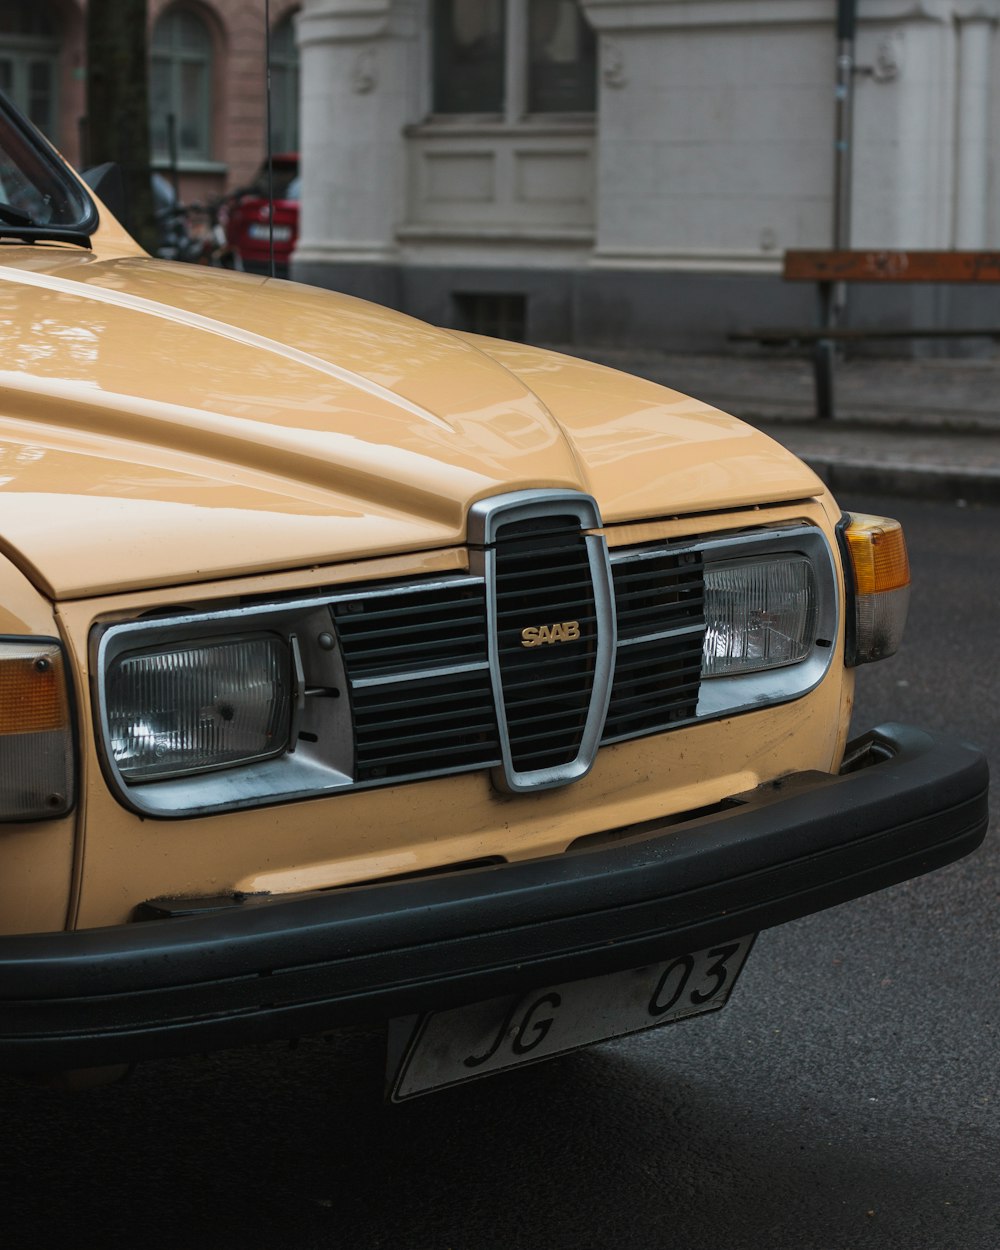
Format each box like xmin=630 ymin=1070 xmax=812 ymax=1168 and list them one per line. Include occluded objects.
xmin=223 ymin=154 xmax=299 ymax=277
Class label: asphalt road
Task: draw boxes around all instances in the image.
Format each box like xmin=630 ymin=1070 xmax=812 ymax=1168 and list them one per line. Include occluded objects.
xmin=2 ymin=494 xmax=997 ymax=1249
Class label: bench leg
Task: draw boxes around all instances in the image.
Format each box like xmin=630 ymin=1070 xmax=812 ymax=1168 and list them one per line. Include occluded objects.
xmin=814 ymin=338 xmax=835 ymax=420
xmin=814 ymin=279 xmax=836 ymax=419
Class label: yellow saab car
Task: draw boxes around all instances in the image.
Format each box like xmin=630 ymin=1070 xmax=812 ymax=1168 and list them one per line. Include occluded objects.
xmin=0 ymin=95 xmax=987 ymax=1098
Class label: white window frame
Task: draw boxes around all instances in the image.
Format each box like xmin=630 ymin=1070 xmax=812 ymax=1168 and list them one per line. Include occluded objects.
xmin=429 ymin=0 xmax=595 ymax=123
xmin=150 ymin=5 xmax=215 ymax=166
xmin=269 ymin=10 xmax=300 ymax=154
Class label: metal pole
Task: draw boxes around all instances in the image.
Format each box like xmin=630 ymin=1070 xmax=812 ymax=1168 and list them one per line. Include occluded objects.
xmin=815 ymin=0 xmax=857 ymax=418
xmin=832 ymin=0 xmax=857 ymax=259
xmin=265 ymin=0 xmax=275 ymax=279
xmin=167 ymin=111 xmax=180 ymax=203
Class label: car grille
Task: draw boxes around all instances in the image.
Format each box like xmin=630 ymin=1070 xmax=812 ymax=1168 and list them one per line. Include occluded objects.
xmin=334 ymin=537 xmax=706 ymax=787
xmin=96 ymin=487 xmax=835 ymax=817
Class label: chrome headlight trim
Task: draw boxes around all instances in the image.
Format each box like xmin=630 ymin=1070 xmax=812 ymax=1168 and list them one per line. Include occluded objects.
xmin=694 ymin=526 xmax=838 ymax=721
xmin=94 ymin=591 xmax=371 ymax=818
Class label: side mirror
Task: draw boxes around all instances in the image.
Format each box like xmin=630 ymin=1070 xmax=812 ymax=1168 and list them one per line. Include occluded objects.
xmin=81 ymin=162 xmax=127 ymax=223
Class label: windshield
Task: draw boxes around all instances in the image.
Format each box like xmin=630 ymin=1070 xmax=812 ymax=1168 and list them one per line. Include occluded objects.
xmin=0 ymin=92 xmax=96 ymax=239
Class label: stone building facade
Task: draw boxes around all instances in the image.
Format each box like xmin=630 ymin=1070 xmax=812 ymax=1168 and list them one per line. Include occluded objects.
xmin=292 ymin=0 xmax=1000 ymax=350
xmin=4 ymin=0 xmax=999 ymax=349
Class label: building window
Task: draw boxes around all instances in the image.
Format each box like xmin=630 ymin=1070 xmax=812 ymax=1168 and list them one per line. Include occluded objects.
xmin=269 ymin=11 xmax=300 ymax=154
xmin=0 ymin=2 xmax=60 ymax=141
xmin=432 ymin=0 xmax=594 ymax=117
xmin=150 ymin=6 xmax=214 ymax=163
xmin=527 ymin=0 xmax=595 ymax=113
xmin=433 ymin=0 xmax=505 ymax=114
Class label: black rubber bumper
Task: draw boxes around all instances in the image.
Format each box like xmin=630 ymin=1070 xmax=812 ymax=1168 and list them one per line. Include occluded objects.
xmin=0 ymin=723 xmax=988 ymax=1071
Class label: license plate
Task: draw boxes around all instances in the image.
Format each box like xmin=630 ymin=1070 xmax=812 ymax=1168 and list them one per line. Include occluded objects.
xmin=388 ymin=935 xmax=755 ymax=1101
xmin=247 ymin=223 xmax=291 ymax=241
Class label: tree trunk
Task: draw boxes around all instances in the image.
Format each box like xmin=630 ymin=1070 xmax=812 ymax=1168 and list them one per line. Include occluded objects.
xmin=85 ymin=0 xmax=157 ymax=251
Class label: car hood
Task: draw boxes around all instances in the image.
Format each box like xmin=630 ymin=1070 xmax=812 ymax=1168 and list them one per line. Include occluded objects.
xmin=0 ymin=248 xmax=822 ymax=599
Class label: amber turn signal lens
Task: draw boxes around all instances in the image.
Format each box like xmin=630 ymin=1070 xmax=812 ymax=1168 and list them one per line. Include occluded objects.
xmin=842 ymin=515 xmax=910 ymax=596
xmin=841 ymin=515 xmax=911 ymax=667
xmin=0 ymin=641 xmax=75 ymax=820
xmin=0 ymin=644 xmax=69 ymax=735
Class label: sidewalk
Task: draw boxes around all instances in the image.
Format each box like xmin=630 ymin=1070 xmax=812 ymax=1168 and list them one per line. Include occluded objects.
xmin=558 ymin=348 xmax=1000 ymax=505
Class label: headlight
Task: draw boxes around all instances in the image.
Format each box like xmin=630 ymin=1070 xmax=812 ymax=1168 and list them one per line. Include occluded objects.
xmin=0 ymin=639 xmax=75 ymax=820
xmin=106 ymin=636 xmax=292 ymax=781
xmin=693 ymin=529 xmax=837 ymax=723
xmin=702 ymin=556 xmax=817 ymax=677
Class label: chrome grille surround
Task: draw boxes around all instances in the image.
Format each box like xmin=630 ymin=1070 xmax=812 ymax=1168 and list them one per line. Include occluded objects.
xmin=93 ymin=491 xmax=838 ymax=818
xmin=469 ymin=490 xmax=616 ymax=793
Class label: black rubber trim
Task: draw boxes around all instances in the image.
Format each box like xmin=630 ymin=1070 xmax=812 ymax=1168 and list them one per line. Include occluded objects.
xmin=0 ymin=91 xmax=98 ymax=244
xmin=0 ymin=723 xmax=987 ymax=1071
xmin=835 ymin=511 xmax=861 ymax=667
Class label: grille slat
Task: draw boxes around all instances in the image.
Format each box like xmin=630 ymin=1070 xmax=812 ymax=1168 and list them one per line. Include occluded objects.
xmin=613 ymin=645 xmax=704 ymax=673
xmin=612 ymin=571 xmax=703 ymax=595
xmin=606 ymin=677 xmax=702 ymax=709
xmin=612 ymin=650 xmax=700 ymax=680
xmin=337 ymin=615 xmax=484 ymax=645
xmin=355 ymin=702 xmax=497 ymax=732
xmin=338 ymin=595 xmax=485 ymax=617
xmin=358 ymin=719 xmax=499 ymax=752
xmin=506 ymin=708 xmax=599 ymax=737
xmin=497 ymin=612 xmax=599 ymax=632
xmin=354 ymin=690 xmax=493 ymax=719
xmin=337 ymin=640 xmax=487 ymax=670
xmin=496 ymin=569 xmax=596 ymax=590
xmin=359 ymin=742 xmax=503 ymax=774
xmin=609 ymin=678 xmax=702 ymax=706
xmin=610 ymin=599 xmax=703 ymax=628
xmin=500 ymin=670 xmax=597 ymax=695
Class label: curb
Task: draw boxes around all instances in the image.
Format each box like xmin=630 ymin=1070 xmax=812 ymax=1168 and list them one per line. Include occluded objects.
xmin=799 ymin=456 xmax=1000 ymax=506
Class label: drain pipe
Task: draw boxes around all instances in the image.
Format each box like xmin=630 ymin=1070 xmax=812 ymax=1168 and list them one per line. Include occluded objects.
xmin=833 ymin=0 xmax=857 ymax=259
xmin=816 ymin=0 xmax=857 ymax=418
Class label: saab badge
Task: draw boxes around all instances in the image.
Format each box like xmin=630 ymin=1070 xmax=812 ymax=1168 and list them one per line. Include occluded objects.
xmin=520 ymin=620 xmax=582 ymax=648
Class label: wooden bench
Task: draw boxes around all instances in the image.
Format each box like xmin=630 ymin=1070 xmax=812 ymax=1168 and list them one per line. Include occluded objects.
xmin=731 ymin=249 xmax=1000 ymax=419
